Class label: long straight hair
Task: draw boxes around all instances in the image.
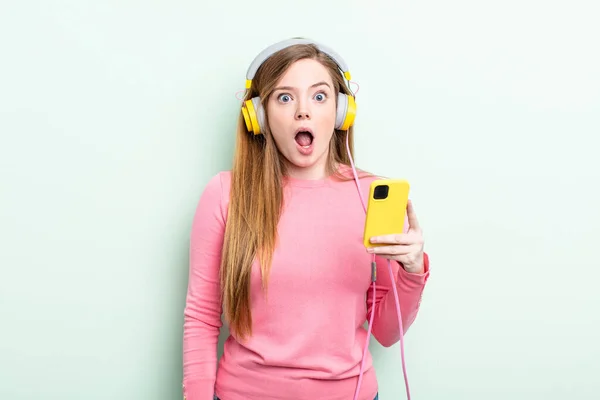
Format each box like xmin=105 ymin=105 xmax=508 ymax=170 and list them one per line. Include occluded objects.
xmin=220 ymin=43 xmax=365 ymax=340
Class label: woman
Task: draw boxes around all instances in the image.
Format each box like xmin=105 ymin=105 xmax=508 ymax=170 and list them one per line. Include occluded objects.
xmin=182 ymin=38 xmax=430 ymax=400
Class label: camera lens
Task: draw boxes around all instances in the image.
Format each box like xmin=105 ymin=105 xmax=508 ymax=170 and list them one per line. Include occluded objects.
xmin=373 ymin=185 xmax=389 ymax=199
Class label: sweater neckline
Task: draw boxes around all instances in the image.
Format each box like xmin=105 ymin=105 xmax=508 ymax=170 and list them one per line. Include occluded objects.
xmin=283 ymin=175 xmax=332 ymax=188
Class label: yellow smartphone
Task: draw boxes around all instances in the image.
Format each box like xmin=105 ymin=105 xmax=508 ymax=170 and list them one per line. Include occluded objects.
xmin=363 ymin=179 xmax=410 ymax=248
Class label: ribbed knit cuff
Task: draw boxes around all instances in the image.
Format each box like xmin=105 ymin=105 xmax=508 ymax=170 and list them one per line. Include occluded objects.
xmin=398 ymin=252 xmax=430 ymax=285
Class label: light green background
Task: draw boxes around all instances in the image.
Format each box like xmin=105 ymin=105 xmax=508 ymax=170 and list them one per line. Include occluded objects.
xmin=1 ymin=1 xmax=599 ymax=399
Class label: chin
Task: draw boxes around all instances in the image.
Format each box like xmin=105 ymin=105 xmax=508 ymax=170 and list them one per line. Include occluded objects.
xmin=285 ymin=145 xmax=328 ymax=170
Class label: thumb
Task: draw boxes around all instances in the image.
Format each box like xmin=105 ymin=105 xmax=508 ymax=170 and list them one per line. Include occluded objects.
xmin=406 ymin=200 xmax=421 ymax=231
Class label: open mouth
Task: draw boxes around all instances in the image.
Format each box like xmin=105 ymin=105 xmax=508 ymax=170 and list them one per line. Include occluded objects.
xmin=294 ymin=129 xmax=314 ymax=148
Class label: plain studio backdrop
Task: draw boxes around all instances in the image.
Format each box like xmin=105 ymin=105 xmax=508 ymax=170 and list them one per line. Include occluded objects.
xmin=1 ymin=1 xmax=599 ymax=399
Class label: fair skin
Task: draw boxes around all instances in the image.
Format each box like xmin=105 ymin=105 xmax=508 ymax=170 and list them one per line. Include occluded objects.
xmin=267 ymin=58 xmax=336 ymax=181
xmin=266 ymin=58 xmax=426 ymax=274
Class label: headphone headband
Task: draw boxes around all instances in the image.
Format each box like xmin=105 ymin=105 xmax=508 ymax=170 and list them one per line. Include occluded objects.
xmin=241 ymin=38 xmax=357 ymax=135
xmin=244 ymin=38 xmax=352 ymax=89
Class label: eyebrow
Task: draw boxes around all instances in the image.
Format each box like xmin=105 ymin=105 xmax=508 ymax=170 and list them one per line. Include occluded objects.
xmin=273 ymin=81 xmax=331 ymax=92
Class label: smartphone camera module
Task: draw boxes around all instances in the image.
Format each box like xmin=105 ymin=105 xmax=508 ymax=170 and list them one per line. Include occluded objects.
xmin=373 ymin=184 xmax=389 ymax=200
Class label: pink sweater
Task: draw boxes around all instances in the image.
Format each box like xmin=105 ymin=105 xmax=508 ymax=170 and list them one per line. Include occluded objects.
xmin=182 ymin=170 xmax=430 ymax=400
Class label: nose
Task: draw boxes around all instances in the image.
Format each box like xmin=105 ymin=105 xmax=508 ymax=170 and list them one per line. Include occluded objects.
xmin=295 ymin=104 xmax=310 ymax=120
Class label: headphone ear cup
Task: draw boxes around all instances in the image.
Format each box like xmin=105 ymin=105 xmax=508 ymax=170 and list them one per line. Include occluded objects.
xmin=335 ymin=93 xmax=356 ymax=131
xmin=242 ymin=97 xmax=265 ymax=135
xmin=254 ymin=97 xmax=266 ymax=134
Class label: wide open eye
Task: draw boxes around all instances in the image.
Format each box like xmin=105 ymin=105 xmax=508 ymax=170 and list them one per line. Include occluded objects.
xmin=277 ymin=94 xmax=292 ymax=103
xmin=314 ymin=92 xmax=327 ymax=102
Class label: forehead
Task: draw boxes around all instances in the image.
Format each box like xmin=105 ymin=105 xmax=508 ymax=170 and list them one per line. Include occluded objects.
xmin=275 ymin=58 xmax=334 ymax=87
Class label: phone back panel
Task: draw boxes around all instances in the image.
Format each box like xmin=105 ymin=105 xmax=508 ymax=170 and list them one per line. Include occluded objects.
xmin=363 ymin=179 xmax=410 ymax=248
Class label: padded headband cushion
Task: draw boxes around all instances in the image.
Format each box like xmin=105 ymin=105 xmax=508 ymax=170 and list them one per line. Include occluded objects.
xmin=245 ymin=38 xmax=350 ymax=82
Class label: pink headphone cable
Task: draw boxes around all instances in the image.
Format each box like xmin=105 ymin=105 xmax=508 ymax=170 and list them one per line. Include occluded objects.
xmin=345 ymin=133 xmax=411 ymax=400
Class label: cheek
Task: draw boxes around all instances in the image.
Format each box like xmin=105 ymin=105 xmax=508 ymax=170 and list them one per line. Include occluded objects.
xmin=318 ymin=103 xmax=337 ymax=128
xmin=266 ymin=106 xmax=286 ymax=135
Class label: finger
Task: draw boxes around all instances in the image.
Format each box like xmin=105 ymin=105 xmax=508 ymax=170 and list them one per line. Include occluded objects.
xmin=367 ymin=244 xmax=413 ymax=255
xmin=369 ymin=252 xmax=411 ymax=266
xmin=407 ymin=199 xmax=421 ymax=231
xmin=370 ymin=233 xmax=413 ymax=245
xmin=377 ymin=253 xmax=423 ymax=271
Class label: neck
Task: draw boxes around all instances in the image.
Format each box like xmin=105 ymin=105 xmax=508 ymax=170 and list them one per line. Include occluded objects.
xmin=284 ymin=155 xmax=332 ymax=181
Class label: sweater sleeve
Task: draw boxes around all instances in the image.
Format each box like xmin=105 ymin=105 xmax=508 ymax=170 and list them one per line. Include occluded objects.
xmin=366 ymin=213 xmax=430 ymax=347
xmin=182 ymin=173 xmax=227 ymax=400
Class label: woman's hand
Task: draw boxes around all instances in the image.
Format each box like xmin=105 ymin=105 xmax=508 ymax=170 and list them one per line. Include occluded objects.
xmin=367 ymin=200 xmax=425 ymax=274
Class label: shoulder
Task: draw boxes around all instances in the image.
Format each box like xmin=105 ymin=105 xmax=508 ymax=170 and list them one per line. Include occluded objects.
xmin=195 ymin=170 xmax=232 ymax=223
xmin=334 ymin=164 xmax=384 ymax=190
xmin=204 ymin=170 xmax=232 ymax=194
xmin=202 ymin=170 xmax=231 ymax=187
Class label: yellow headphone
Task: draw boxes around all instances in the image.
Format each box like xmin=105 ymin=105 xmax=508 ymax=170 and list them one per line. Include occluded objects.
xmin=241 ymin=38 xmax=357 ymax=135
